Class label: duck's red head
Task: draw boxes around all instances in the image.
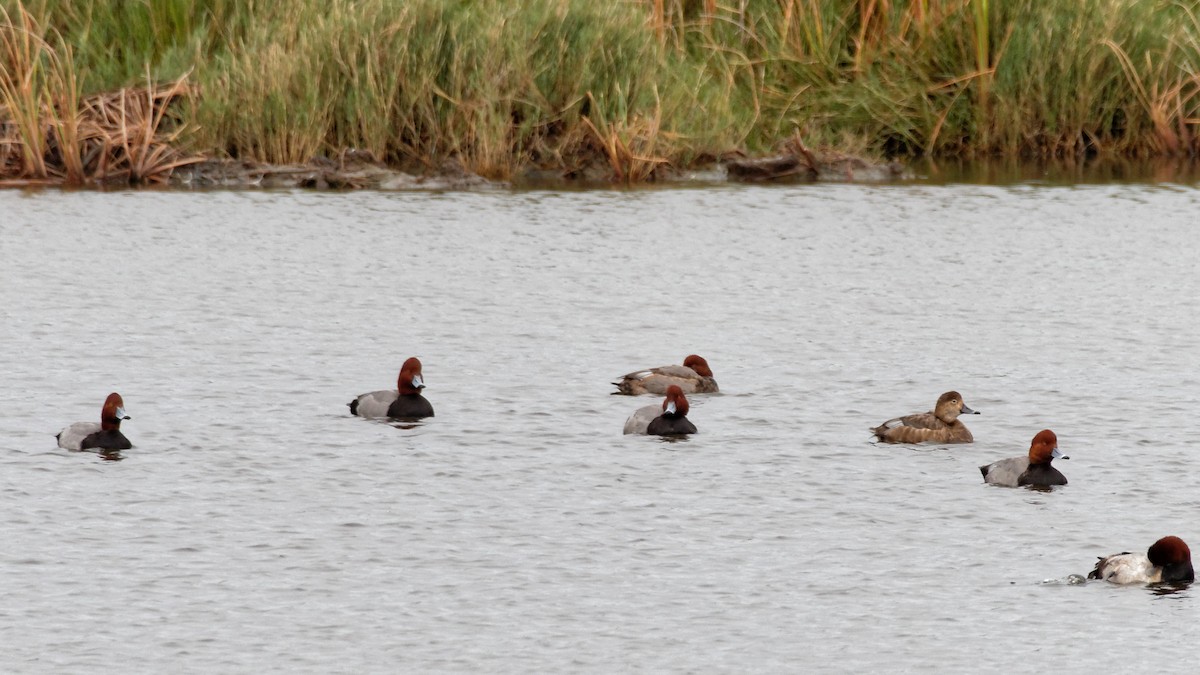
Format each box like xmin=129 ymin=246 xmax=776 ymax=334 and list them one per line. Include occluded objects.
xmin=1148 ymin=536 xmax=1192 ymax=567
xmin=398 ymin=357 xmax=426 ymax=395
xmin=100 ymin=393 xmax=129 ymax=431
xmin=682 ymin=354 xmax=713 ymax=378
xmin=661 ymin=385 xmax=689 ymax=417
xmin=1027 ymin=429 xmax=1065 ymax=464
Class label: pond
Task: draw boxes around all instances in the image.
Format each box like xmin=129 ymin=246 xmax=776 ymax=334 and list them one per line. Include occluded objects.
xmin=3 ymin=179 xmax=1199 ymax=671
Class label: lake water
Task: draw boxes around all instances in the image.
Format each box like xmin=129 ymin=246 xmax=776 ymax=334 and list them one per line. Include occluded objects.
xmin=3 ymin=180 xmax=1200 ymax=672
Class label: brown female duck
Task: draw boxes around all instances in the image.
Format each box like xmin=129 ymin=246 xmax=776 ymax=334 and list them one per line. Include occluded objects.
xmin=871 ymin=391 xmax=978 ymax=444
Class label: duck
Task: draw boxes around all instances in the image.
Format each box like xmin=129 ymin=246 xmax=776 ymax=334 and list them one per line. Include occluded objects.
xmin=348 ymin=357 xmax=435 ymax=419
xmin=1088 ymin=536 xmax=1194 ymax=585
xmin=613 ymin=354 xmax=718 ymax=396
xmin=623 ymin=385 xmax=697 ymax=436
xmin=980 ymin=429 xmax=1068 ymax=487
xmin=57 ymin=393 xmax=132 ymax=451
xmin=871 ymin=391 xmax=978 ymax=444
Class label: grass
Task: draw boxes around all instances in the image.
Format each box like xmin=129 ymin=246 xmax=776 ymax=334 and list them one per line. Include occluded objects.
xmin=4 ymin=0 xmax=1200 ymax=184
xmin=0 ymin=1 xmax=199 ymax=183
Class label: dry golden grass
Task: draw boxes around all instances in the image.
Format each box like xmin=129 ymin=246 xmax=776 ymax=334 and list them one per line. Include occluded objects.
xmin=581 ymin=92 xmax=671 ymax=182
xmin=0 ymin=1 xmax=199 ymax=184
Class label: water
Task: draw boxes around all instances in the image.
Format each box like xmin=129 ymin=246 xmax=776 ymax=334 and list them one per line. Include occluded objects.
xmin=3 ymin=182 xmax=1199 ymax=672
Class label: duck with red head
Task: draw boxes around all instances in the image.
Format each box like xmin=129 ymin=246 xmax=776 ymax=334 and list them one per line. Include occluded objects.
xmin=980 ymin=429 xmax=1068 ymax=487
xmin=1088 ymin=536 xmax=1194 ymax=585
xmin=623 ymin=385 xmax=697 ymax=436
xmin=613 ymin=354 xmax=719 ymax=396
xmin=871 ymin=391 xmax=978 ymax=444
xmin=348 ymin=357 xmax=435 ymax=419
xmin=57 ymin=393 xmax=132 ymax=451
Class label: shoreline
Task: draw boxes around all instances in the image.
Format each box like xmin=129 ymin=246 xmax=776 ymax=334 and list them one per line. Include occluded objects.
xmin=8 ymin=1 xmax=1200 ymax=192
xmin=166 ymin=146 xmax=908 ymax=192
xmin=9 ymin=150 xmax=1200 ymax=192
xmin=0 ymin=143 xmax=908 ymax=192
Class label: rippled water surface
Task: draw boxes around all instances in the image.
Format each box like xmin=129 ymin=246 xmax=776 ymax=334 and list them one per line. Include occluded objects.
xmin=4 ymin=182 xmax=1200 ymax=672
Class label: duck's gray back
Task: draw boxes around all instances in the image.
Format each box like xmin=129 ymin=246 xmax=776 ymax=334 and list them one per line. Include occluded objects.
xmin=623 ymin=404 xmax=661 ymax=434
xmin=350 ymin=390 xmax=399 ymax=418
xmin=980 ymin=456 xmax=1030 ymax=486
xmin=57 ymin=421 xmax=100 ymax=450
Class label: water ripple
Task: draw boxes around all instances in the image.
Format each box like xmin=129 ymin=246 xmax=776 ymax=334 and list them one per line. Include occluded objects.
xmin=1 ymin=185 xmax=1198 ymax=671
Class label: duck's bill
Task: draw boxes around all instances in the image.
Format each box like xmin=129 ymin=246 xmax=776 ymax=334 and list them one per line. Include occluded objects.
xmin=961 ymin=405 xmax=979 ymax=414
xmin=1053 ymin=448 xmax=1068 ymax=460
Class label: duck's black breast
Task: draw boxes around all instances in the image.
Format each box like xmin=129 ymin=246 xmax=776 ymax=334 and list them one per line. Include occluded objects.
xmin=646 ymin=415 xmax=696 ymax=436
xmin=80 ymin=429 xmax=132 ymax=451
xmin=1017 ymin=464 xmax=1067 ymax=487
xmin=1163 ymin=561 xmax=1195 ymax=583
xmin=387 ymin=394 xmax=435 ymax=419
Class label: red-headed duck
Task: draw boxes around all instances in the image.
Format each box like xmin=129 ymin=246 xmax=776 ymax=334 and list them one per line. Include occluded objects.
xmin=613 ymin=354 xmax=718 ymax=396
xmin=348 ymin=357 xmax=434 ymax=419
xmin=871 ymin=391 xmax=978 ymax=444
xmin=1088 ymin=536 xmax=1194 ymax=585
xmin=623 ymin=385 xmax=697 ymax=436
xmin=57 ymin=393 xmax=132 ymax=451
xmin=980 ymin=429 xmax=1068 ymax=487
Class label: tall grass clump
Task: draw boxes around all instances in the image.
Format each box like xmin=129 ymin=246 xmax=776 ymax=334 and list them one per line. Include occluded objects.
xmin=0 ymin=1 xmax=199 ymax=183
xmin=0 ymin=0 xmax=72 ymax=178
xmin=7 ymin=0 xmax=1200 ymax=183
xmin=663 ymin=0 xmax=1200 ymax=159
xmin=15 ymin=0 xmax=250 ymax=89
xmin=4 ymin=0 xmax=747 ymax=179
xmin=183 ymin=0 xmax=737 ymax=178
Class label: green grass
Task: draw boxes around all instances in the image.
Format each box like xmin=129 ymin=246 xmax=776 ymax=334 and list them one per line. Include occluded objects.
xmin=5 ymin=0 xmax=1200 ymax=181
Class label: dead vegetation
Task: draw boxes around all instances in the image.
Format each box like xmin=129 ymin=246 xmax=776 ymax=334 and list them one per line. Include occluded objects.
xmin=0 ymin=2 xmax=200 ymax=186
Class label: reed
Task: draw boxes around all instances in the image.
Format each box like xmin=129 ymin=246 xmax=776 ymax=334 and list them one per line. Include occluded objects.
xmin=0 ymin=0 xmax=52 ymax=177
xmin=4 ymin=0 xmax=1200 ymax=184
xmin=0 ymin=1 xmax=200 ymax=184
xmin=172 ymin=0 xmax=735 ymax=177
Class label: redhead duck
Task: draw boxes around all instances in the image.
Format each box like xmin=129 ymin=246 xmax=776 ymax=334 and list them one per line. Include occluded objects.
xmin=613 ymin=354 xmax=718 ymax=396
xmin=348 ymin=357 xmax=434 ymax=419
xmin=57 ymin=393 xmax=132 ymax=451
xmin=623 ymin=385 xmax=697 ymax=436
xmin=1088 ymin=536 xmax=1194 ymax=585
xmin=871 ymin=391 xmax=978 ymax=444
xmin=980 ymin=429 xmax=1068 ymax=487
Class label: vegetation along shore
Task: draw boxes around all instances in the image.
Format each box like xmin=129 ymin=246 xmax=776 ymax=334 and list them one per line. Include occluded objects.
xmin=3 ymin=0 xmax=1200 ymax=188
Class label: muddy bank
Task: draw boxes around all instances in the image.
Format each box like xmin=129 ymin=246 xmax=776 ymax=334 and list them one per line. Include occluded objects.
xmin=720 ymin=151 xmax=906 ymax=183
xmin=165 ymin=149 xmax=906 ymax=192
xmin=170 ymin=155 xmax=501 ymax=191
